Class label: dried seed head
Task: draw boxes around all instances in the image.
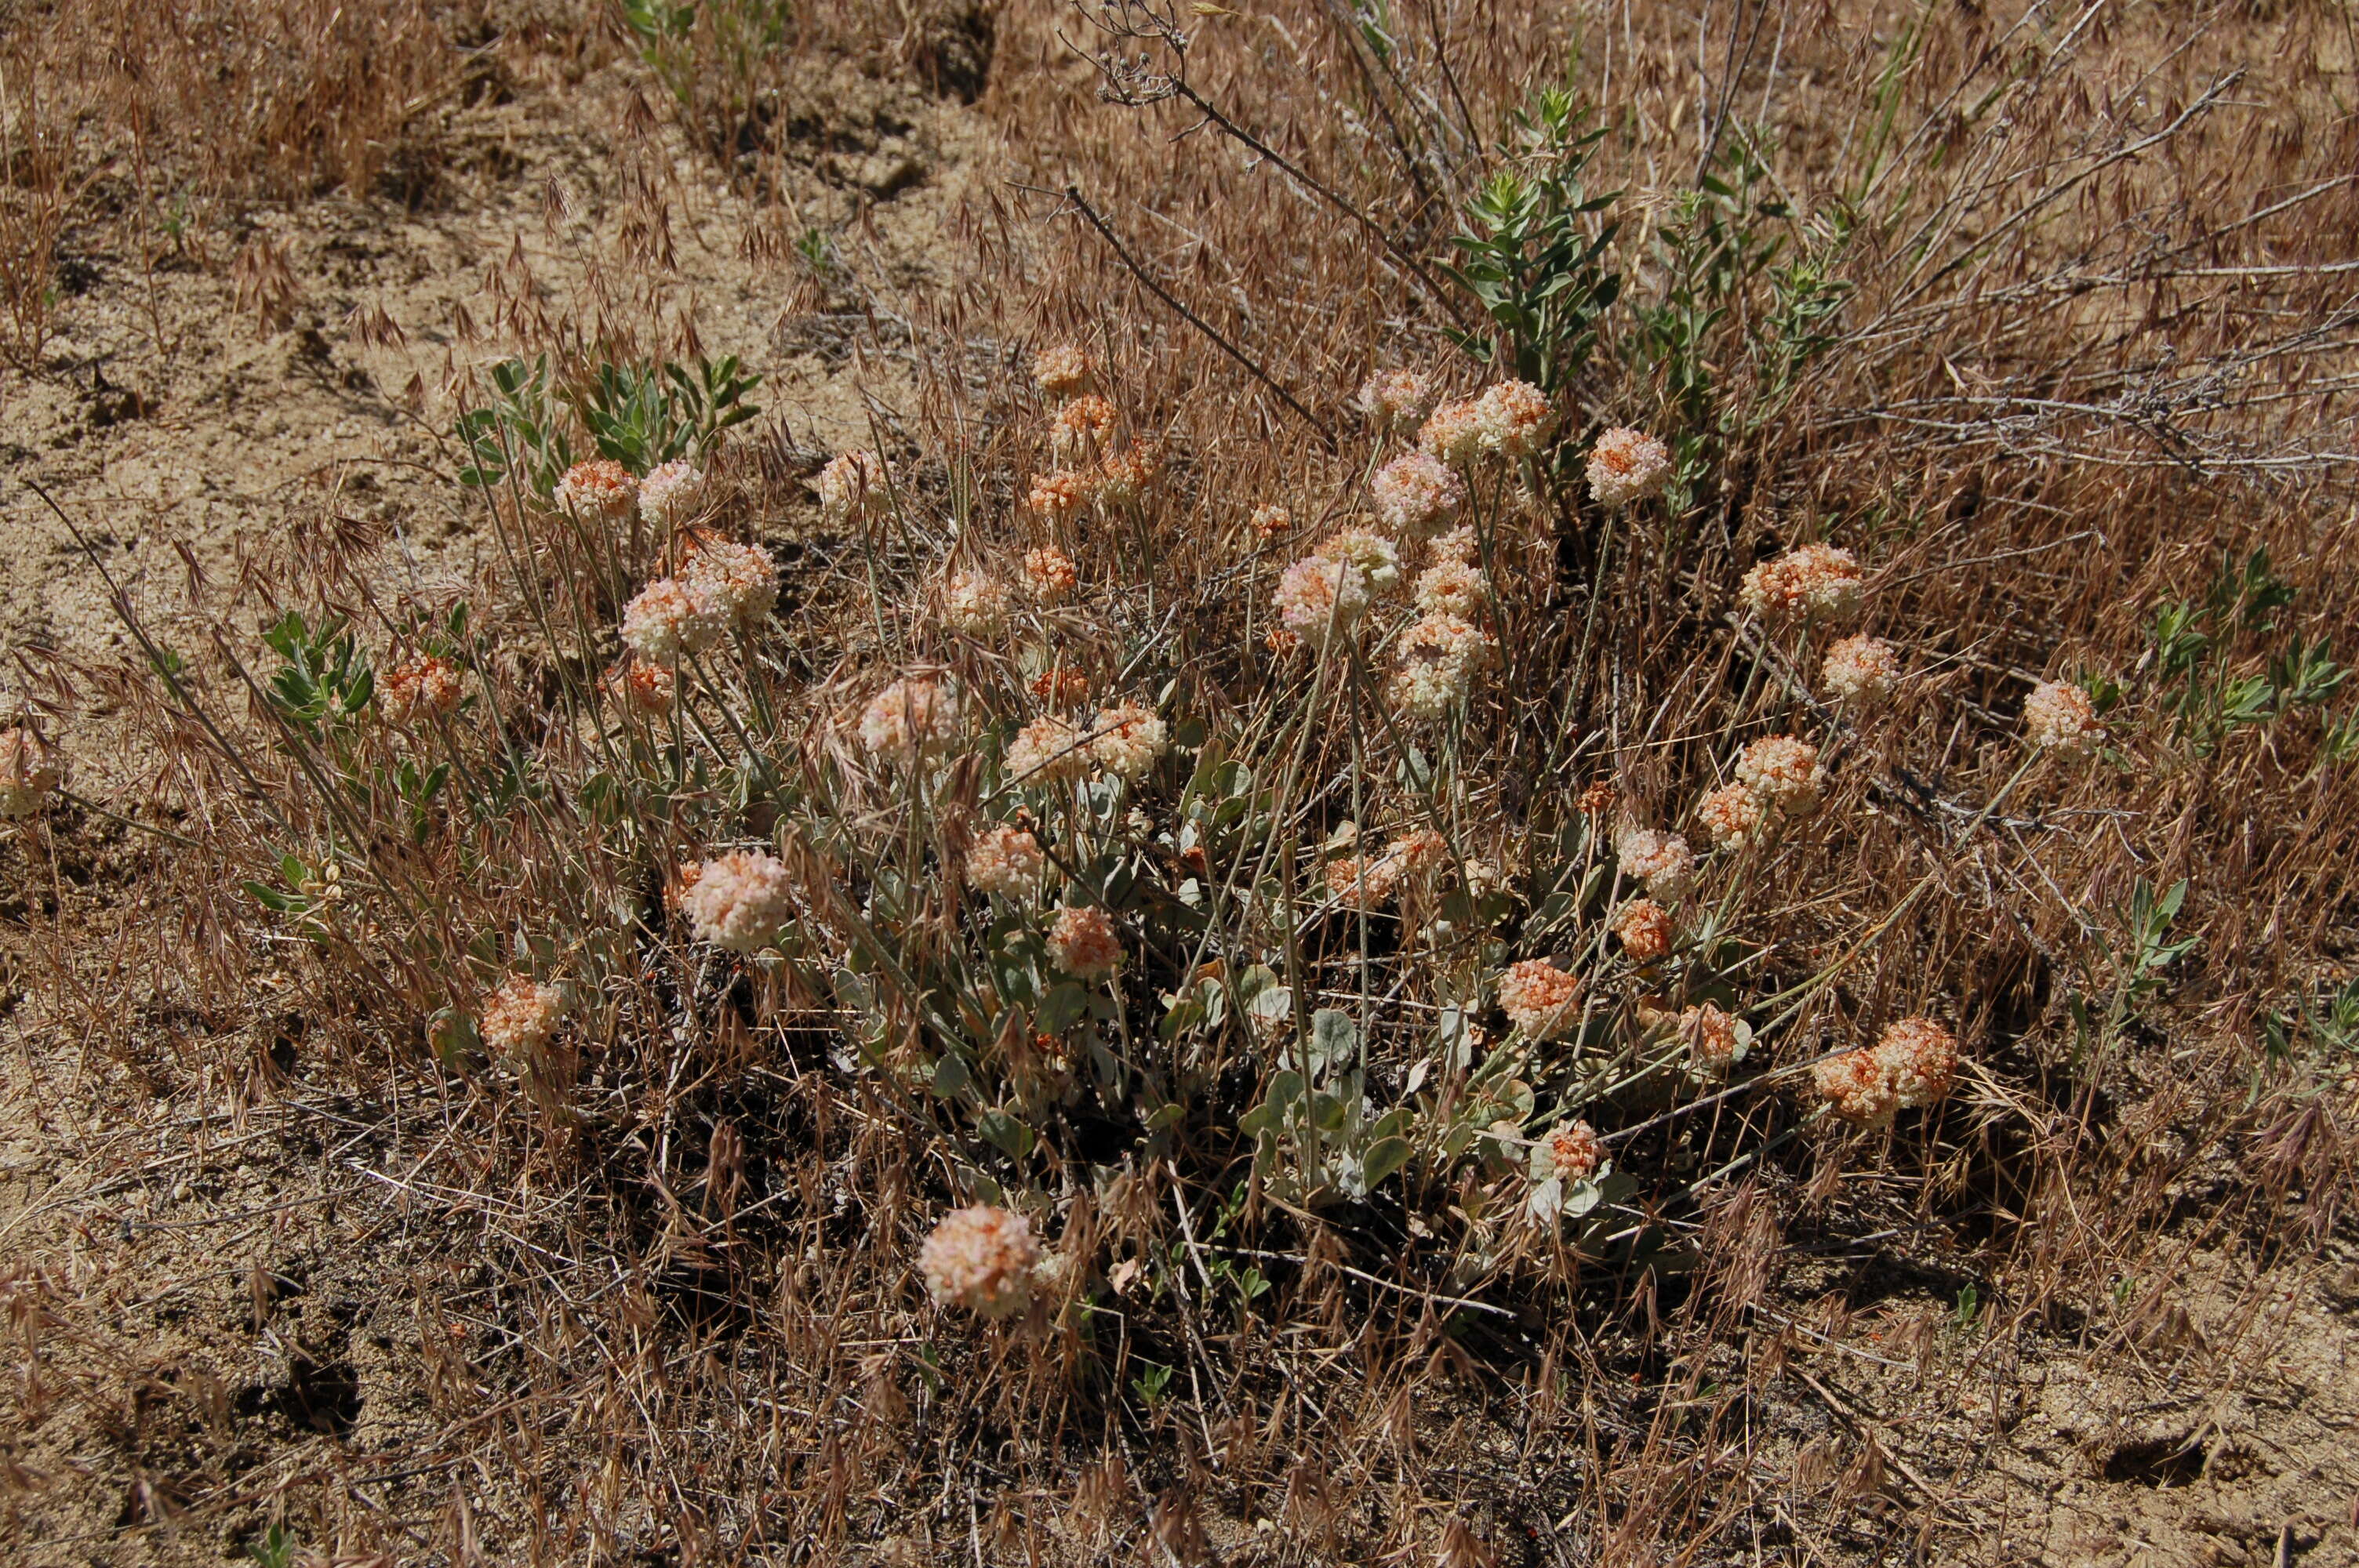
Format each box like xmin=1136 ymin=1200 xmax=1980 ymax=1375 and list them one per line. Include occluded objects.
xmin=817 ymin=450 xmax=889 ymax=521
xmin=1873 ymin=1017 xmax=1958 ymax=1109
xmin=2 ymin=728 xmax=65 ymax=818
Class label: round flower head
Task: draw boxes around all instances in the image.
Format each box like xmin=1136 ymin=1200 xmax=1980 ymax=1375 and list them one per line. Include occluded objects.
xmin=480 ymin=976 xmax=565 ymax=1058
xmin=858 ymin=677 xmax=960 ymax=764
xmin=1321 ymin=528 xmax=1402 ymax=593
xmin=1032 ymin=343 xmax=1094 ymax=401
xmin=1372 ymin=452 xmax=1466 ymax=539
xmin=1047 ymin=905 xmax=1121 ymax=978
xmin=678 ymin=850 xmax=797 ymax=953
xmin=1696 ymin=782 xmax=1767 ymax=851
xmin=816 ymin=450 xmax=889 ymax=521
xmin=1028 ymin=468 xmax=1096 ymax=524
xmin=621 ymin=577 xmax=727 ymax=662
xmin=605 ymin=659 xmax=676 ymax=716
xmin=1357 ymin=368 xmax=1436 ymax=432
xmin=1006 ymin=716 xmax=1089 ymax=785
xmin=0 ymin=727 xmax=61 ymax=818
xmin=1051 ymin=394 xmax=1118 ymax=463
xmin=1543 ymin=1120 xmax=1605 ymax=1181
xmin=682 ymin=539 xmax=779 ymax=628
xmin=1615 ymin=826 xmax=1696 ymax=901
xmin=1812 ymin=1048 xmax=1899 ymax=1127
xmin=1678 ymin=1004 xmax=1744 ymax=1077
xmin=553 ymin=459 xmax=638 ymax=527
xmin=1387 ymin=612 xmax=1492 ymax=720
xmin=1250 ymin=503 xmax=1292 ymax=540
xmin=965 ymin=823 xmax=1046 ymax=898
xmin=638 ymin=459 xmax=708 ymax=531
xmin=1610 ymin=898 xmax=1674 ymax=963
xmin=1419 ymin=398 xmax=1487 ymax=466
xmin=1577 ymin=779 xmax=1619 ymax=818
xmin=1411 ymin=557 xmax=1485 ymax=618
xmin=1430 ymin=525 xmax=1479 ymax=565
xmin=1739 ymin=543 xmax=1866 ymax=622
xmin=1326 ymin=852 xmax=1394 ymax=909
xmin=919 ymin=1205 xmax=1040 ymax=1318
xmin=380 ymin=655 xmax=463 ymax=726
xmin=1096 ymin=441 xmax=1163 ymax=508
xmin=1823 ymin=634 xmax=1900 ymax=706
xmin=1472 ymin=379 xmax=1557 ymax=459
xmin=1023 ymin=546 xmax=1079 ymax=604
xmin=1873 ymin=1017 xmax=1957 ymax=1110
xmin=1585 ymin=426 xmax=1672 ymax=509
xmin=1274 ymin=556 xmax=1373 ymax=644
xmin=1736 ymin=735 xmax=1825 ymax=814
xmin=2024 ymin=680 xmax=2104 ymax=751
xmin=1497 ymin=958 xmax=1583 ymax=1041
xmin=940 ymin=568 xmax=1011 ymax=636
xmin=1089 ymin=702 xmax=1167 ymax=782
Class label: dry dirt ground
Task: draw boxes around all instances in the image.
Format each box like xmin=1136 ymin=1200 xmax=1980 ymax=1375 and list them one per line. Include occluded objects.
xmin=3 ymin=16 xmax=2359 ymax=1568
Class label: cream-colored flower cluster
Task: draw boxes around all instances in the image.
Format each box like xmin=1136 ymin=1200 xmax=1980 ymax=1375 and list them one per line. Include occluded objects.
xmin=2024 ymin=679 xmax=2104 ymax=751
xmin=1584 ymin=426 xmax=1671 ymax=508
xmin=1088 ymin=702 xmax=1167 ymax=782
xmin=942 ymin=569 xmax=1012 ymax=635
xmin=919 ymin=1204 xmax=1041 ymax=1318
xmin=638 ymin=459 xmax=707 ymax=530
xmin=1822 ymin=634 xmax=1899 ymax=706
xmin=859 ymin=677 xmax=961 ymax=764
xmin=680 ymin=850 xmax=798 ymax=953
xmin=1609 ymin=898 xmax=1674 ymax=962
xmin=965 ymin=824 xmax=1045 ymax=898
xmin=1419 ymin=380 xmax=1557 ymax=465
xmin=817 ymin=449 xmax=890 ymax=521
xmin=1357 ymin=368 xmax=1436 ymax=432
xmin=1372 ymin=452 xmax=1465 ymax=538
xmin=1614 ymin=826 xmax=1696 ymax=901
xmin=1387 ymin=612 xmax=1492 ymax=719
xmin=481 ymin=975 xmax=566 ymax=1057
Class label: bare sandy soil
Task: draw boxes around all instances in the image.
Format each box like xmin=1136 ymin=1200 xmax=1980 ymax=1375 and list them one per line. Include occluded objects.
xmin=2 ymin=13 xmax=2357 ymax=1567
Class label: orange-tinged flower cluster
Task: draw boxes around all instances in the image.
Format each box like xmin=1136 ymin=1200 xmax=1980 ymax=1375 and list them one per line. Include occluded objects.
xmin=1614 ymin=826 xmax=1696 ymax=900
xmin=1357 ymin=368 xmax=1436 ymax=431
xmin=1088 ymin=701 xmax=1166 ymax=782
xmin=1740 ymin=543 xmax=1865 ymax=622
xmin=965 ymin=824 xmax=1045 ymax=898
xmin=1024 ymin=546 xmax=1078 ymax=602
xmin=381 ymin=655 xmax=463 ymax=725
xmin=1610 ymin=898 xmax=1674 ymax=962
xmin=554 ymin=459 xmax=638 ymax=526
xmin=1048 ymin=906 xmax=1121 ymax=978
xmin=1823 ymin=634 xmax=1900 ymax=705
xmin=1372 ymin=452 xmax=1465 ymax=538
xmin=817 ymin=450 xmax=890 ymax=521
xmin=2024 ymin=679 xmax=2104 ymax=750
xmin=1678 ymin=1004 xmax=1743 ymax=1076
xmin=1585 ymin=426 xmax=1671 ymax=508
xmin=481 ymin=976 xmax=566 ymax=1057
xmin=1498 ymin=958 xmax=1582 ymax=1040
xmin=1032 ymin=343 xmax=1093 ymax=400
xmin=1544 ymin=1120 xmax=1605 ymax=1181
xmin=1812 ymin=1017 xmax=1960 ymax=1124
xmin=858 ymin=677 xmax=960 ymax=763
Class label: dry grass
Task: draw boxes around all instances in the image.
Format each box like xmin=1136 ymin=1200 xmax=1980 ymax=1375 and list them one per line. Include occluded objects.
xmin=2 ymin=0 xmax=2357 ymax=1562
